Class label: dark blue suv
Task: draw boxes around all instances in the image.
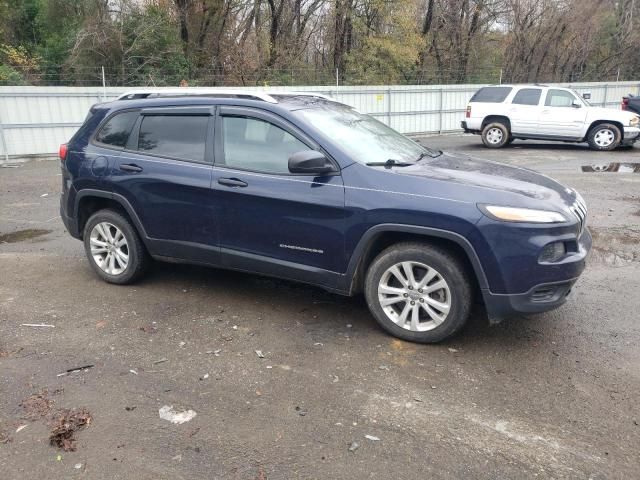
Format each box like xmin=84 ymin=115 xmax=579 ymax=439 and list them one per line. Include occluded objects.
xmin=60 ymin=89 xmax=591 ymax=343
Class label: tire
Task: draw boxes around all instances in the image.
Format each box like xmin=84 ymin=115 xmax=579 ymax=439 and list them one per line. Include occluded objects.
xmin=481 ymin=122 xmax=510 ymax=148
xmin=364 ymin=242 xmax=472 ymax=343
xmin=83 ymin=209 xmax=149 ymax=284
xmin=587 ymin=123 xmax=621 ymax=151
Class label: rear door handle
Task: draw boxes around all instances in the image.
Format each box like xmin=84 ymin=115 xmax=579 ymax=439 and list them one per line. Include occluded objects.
xmin=218 ymin=177 xmax=248 ymax=188
xmin=119 ymin=163 xmax=143 ymax=173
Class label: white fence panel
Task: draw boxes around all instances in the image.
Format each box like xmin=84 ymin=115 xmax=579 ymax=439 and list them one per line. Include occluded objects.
xmin=1 ymin=81 xmax=639 ymax=161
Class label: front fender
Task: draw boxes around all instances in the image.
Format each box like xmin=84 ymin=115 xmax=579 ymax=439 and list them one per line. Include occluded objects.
xmin=340 ymin=223 xmax=490 ymax=294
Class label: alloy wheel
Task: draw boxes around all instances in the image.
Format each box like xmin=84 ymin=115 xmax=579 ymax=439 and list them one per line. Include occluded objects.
xmin=377 ymin=261 xmax=452 ymax=332
xmin=89 ymin=222 xmax=129 ymax=275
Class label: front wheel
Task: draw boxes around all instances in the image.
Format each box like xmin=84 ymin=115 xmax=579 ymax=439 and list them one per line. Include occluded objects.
xmin=587 ymin=123 xmax=621 ymax=151
xmin=364 ymin=242 xmax=472 ymax=343
xmin=83 ymin=209 xmax=149 ymax=284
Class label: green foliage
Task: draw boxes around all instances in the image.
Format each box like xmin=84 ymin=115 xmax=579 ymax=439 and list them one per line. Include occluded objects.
xmin=0 ymin=43 xmax=40 ymax=84
xmin=0 ymin=63 xmax=25 ymax=85
xmin=0 ymin=0 xmax=638 ymax=86
xmin=67 ymin=1 xmax=189 ymax=86
xmin=344 ymin=0 xmax=424 ymax=84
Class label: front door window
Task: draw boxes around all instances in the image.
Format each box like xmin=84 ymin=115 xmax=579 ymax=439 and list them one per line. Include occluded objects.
xmin=221 ymin=116 xmax=309 ymax=174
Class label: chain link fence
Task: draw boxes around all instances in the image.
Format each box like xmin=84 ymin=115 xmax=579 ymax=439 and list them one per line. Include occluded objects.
xmin=4 ymin=64 xmax=640 ymax=88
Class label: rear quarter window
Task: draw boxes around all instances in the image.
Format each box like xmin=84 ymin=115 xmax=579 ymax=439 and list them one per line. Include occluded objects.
xmin=470 ymin=87 xmax=513 ymax=103
xmin=95 ymin=111 xmax=139 ymax=148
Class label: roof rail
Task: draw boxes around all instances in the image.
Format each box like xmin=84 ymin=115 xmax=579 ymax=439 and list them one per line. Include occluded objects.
xmin=116 ymin=88 xmax=332 ymax=104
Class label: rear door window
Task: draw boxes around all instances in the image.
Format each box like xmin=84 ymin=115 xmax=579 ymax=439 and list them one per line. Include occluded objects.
xmin=95 ymin=111 xmax=138 ymax=148
xmin=137 ymin=115 xmax=209 ymax=162
xmin=470 ymin=87 xmax=512 ymax=103
xmin=512 ymin=88 xmax=542 ymax=106
xmin=545 ymin=89 xmax=577 ymax=107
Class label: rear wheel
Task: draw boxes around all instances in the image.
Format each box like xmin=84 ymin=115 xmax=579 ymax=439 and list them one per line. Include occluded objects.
xmin=83 ymin=209 xmax=149 ymax=284
xmin=587 ymin=123 xmax=621 ymax=151
xmin=364 ymin=242 xmax=472 ymax=343
xmin=481 ymin=122 xmax=510 ymax=148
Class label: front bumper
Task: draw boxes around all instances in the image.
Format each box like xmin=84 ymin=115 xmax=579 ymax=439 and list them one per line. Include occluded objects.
xmin=483 ymin=278 xmax=577 ymax=323
xmin=482 ymin=227 xmax=592 ymax=323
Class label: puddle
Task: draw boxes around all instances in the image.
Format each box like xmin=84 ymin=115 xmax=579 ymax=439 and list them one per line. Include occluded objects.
xmin=0 ymin=229 xmax=52 ymax=243
xmin=582 ymin=163 xmax=640 ymax=173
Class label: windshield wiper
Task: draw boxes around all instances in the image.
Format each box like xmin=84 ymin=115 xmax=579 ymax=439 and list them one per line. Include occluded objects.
xmin=366 ymin=159 xmax=414 ymax=168
xmin=417 ymin=150 xmax=442 ymax=161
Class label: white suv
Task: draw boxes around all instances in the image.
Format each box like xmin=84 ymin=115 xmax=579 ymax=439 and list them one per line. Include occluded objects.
xmin=462 ymin=85 xmax=640 ymax=150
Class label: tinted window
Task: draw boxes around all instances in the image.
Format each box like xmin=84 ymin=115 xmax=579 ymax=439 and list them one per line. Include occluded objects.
xmin=221 ymin=116 xmax=309 ymax=174
xmin=138 ymin=115 xmax=208 ymax=162
xmin=95 ymin=111 xmax=138 ymax=147
xmin=545 ymin=89 xmax=577 ymax=107
xmin=512 ymin=88 xmax=542 ymax=106
xmin=470 ymin=87 xmax=512 ymax=103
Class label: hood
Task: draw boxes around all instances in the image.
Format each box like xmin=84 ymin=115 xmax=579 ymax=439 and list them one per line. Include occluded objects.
xmin=585 ymin=106 xmax=638 ymax=123
xmin=389 ymin=151 xmax=576 ymax=205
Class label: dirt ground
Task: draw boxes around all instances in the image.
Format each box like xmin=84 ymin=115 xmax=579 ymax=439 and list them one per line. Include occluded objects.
xmin=1 ymin=135 xmax=639 ymax=479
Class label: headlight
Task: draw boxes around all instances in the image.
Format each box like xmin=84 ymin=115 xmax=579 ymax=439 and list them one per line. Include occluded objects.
xmin=481 ymin=205 xmax=567 ymax=223
xmin=630 ymin=116 xmax=640 ymax=127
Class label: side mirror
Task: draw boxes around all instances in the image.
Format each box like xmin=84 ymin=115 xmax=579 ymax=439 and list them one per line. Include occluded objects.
xmin=571 ymin=100 xmax=582 ymax=108
xmin=582 ymin=92 xmax=591 ymax=100
xmin=288 ymin=150 xmax=336 ymax=175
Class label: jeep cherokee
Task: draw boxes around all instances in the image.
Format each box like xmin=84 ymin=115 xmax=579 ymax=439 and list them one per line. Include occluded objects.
xmin=60 ymin=89 xmax=592 ymax=343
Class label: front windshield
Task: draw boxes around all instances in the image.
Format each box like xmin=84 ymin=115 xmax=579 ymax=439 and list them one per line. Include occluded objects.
xmin=294 ymin=105 xmax=437 ymax=164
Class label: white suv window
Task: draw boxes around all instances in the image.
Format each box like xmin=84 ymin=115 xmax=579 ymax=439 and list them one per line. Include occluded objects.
xmin=512 ymin=88 xmax=542 ymax=106
xmin=470 ymin=87 xmax=512 ymax=103
xmin=545 ymin=89 xmax=577 ymax=107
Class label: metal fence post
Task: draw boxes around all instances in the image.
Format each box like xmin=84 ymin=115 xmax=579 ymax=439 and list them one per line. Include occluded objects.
xmin=0 ymin=109 xmax=9 ymax=164
xmin=439 ymin=88 xmax=444 ymax=134
xmin=101 ymin=66 xmax=107 ymax=101
xmin=602 ymin=83 xmax=608 ymax=107
xmin=386 ymin=87 xmax=391 ymax=126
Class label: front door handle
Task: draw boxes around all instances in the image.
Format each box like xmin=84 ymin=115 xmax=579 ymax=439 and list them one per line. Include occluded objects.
xmin=119 ymin=163 xmax=143 ymax=173
xmin=218 ymin=177 xmax=248 ymax=188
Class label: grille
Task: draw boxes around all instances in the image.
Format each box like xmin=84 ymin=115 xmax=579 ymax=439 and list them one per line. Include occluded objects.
xmin=570 ymin=194 xmax=587 ymax=235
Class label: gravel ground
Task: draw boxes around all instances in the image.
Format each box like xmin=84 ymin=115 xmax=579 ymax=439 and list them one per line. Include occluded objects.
xmin=1 ymin=135 xmax=639 ymax=479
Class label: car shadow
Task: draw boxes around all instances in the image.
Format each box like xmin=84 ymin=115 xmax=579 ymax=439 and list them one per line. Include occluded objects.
xmin=140 ymin=262 xmax=552 ymax=348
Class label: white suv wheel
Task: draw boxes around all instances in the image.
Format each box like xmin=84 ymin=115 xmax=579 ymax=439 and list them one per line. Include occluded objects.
xmin=486 ymin=128 xmax=504 ymax=144
xmin=481 ymin=122 xmax=509 ymax=148
xmin=593 ymin=128 xmax=615 ymax=148
xmin=587 ymin=123 xmax=621 ymax=151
